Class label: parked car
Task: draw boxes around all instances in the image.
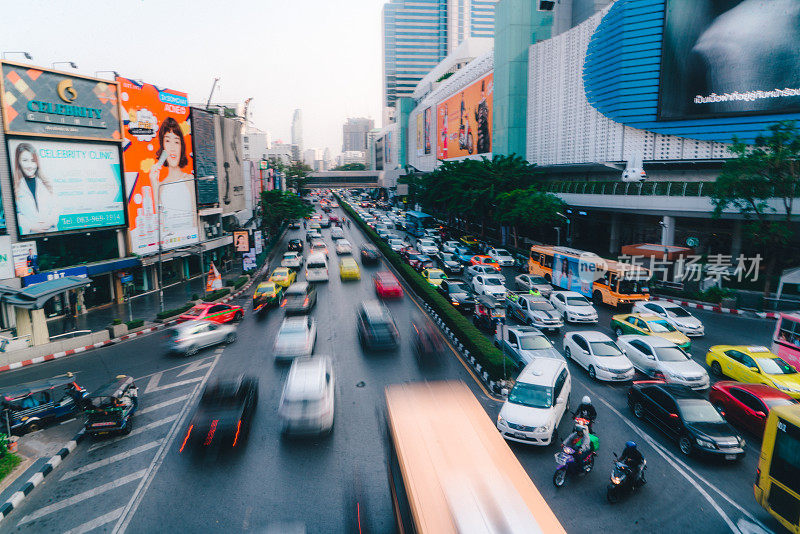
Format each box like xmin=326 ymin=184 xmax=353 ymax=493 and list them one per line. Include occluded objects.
xmin=166 ymin=320 xmax=237 ymax=356
xmin=617 ymin=335 xmax=709 ymax=390
xmin=495 ymin=324 xmax=563 ymax=367
xmin=179 ymin=303 xmax=244 ymax=324
xmin=627 ymin=382 xmax=746 ymax=460
xmin=515 ymin=274 xmax=553 ymax=297
xmin=487 ymin=248 xmax=515 ymax=267
xmin=705 ymin=345 xmax=800 ymax=398
xmin=279 ymin=356 xmax=335 ymax=436
xmin=281 ymin=282 xmax=317 ymax=314
xmin=436 ymin=252 xmax=463 ymax=275
xmin=611 ymin=313 xmax=691 ymax=350
xmin=549 ymin=291 xmax=598 ymax=324
xmin=633 ymin=301 xmax=704 ymax=337
xmin=472 ymin=274 xmax=506 ymax=299
xmin=288 ymin=239 xmax=304 ymax=252
xmin=180 ymin=376 xmax=258 ymax=451
xmin=505 ymin=293 xmax=562 ymax=332
xmin=374 ymin=271 xmax=404 ymax=299
xmin=709 ymin=382 xmax=797 ymax=436
xmin=437 ymin=279 xmax=476 ymax=313
xmin=273 ymin=316 xmax=317 ymax=362
xmin=281 ymin=251 xmax=303 ymax=269
xmin=563 ymin=331 xmax=635 ymax=382
xmin=360 ymin=243 xmax=380 ymax=265
xmin=357 ymin=300 xmax=400 ymax=351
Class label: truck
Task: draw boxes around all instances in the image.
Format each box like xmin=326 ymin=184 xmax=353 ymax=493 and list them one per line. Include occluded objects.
xmin=493 ymin=324 xmax=563 ymax=368
xmin=505 ymin=292 xmax=563 ymax=333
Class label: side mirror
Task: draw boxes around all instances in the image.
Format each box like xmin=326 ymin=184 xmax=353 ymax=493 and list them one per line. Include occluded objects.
xmin=755 ymin=411 xmax=766 ymax=418
xmin=646 ymin=355 xmax=656 ymax=360
xmin=510 ymin=343 xmax=518 ymax=349
xmin=750 ymin=367 xmax=760 ymax=374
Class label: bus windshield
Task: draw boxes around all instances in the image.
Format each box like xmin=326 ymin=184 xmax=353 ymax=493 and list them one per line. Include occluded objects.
xmin=618 ymin=279 xmax=649 ymax=295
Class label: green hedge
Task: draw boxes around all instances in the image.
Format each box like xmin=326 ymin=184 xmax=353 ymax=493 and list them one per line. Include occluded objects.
xmin=232 ymin=275 xmax=249 ymax=289
xmin=203 ymin=288 xmax=232 ymax=302
xmin=156 ymin=303 xmax=194 ymax=321
xmin=337 ymin=195 xmax=515 ymax=381
xmin=125 ymin=319 xmax=145 ymax=329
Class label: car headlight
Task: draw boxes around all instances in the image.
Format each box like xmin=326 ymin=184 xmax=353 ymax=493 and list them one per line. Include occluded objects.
xmin=738 ymin=437 xmax=746 ymax=448
xmin=536 ymin=424 xmax=551 ymax=433
xmin=696 ymin=437 xmax=717 ymax=449
xmin=594 ymin=364 xmax=611 ymax=372
xmin=611 ymin=475 xmax=622 ymax=485
xmin=497 ymin=415 xmax=506 ymax=427
xmin=775 ymin=383 xmax=800 ymax=393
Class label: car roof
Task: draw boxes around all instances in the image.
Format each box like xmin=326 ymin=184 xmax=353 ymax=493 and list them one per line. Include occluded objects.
xmin=619 ymin=334 xmax=676 ymax=347
xmin=286 ymin=281 xmax=309 ymax=293
xmin=710 ymin=345 xmax=775 ymax=356
xmin=285 ymin=357 xmax=329 ymax=401
xmin=307 ymin=252 xmax=327 ymax=261
xmin=553 ymin=291 xmax=584 ymax=298
xmin=360 ymin=300 xmax=392 ymax=321
xmin=639 ymin=382 xmax=702 ymax=400
xmin=570 ymin=331 xmax=613 ymax=342
xmin=282 ymin=316 xmax=311 ymax=327
xmin=340 ymin=257 xmax=357 ymax=265
xmin=713 ymin=381 xmax=795 ymax=399
xmin=517 ymin=358 xmax=565 ymax=386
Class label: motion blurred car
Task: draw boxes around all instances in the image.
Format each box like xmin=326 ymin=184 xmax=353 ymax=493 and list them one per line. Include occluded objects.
xmin=472 ymin=274 xmax=506 ymax=299
xmin=374 ymin=271 xmax=403 ymax=299
xmin=252 ymin=282 xmax=283 ymax=313
xmin=563 ymin=331 xmax=635 ymax=382
xmin=459 ymin=235 xmax=478 ymax=247
xmin=550 ymin=291 xmax=598 ymax=324
xmin=407 ymin=253 xmax=434 ymax=271
xmin=269 ymin=267 xmax=297 ymax=289
xmin=357 ymin=300 xmax=400 ymax=351
xmin=179 ymin=302 xmax=244 ymax=324
xmin=166 ymin=320 xmax=238 ymax=356
xmin=288 ymin=239 xmax=304 ymax=252
xmin=180 ymin=376 xmax=258 ymax=452
xmin=421 ymin=268 xmax=447 ymax=287
xmin=310 ymin=239 xmax=329 ymax=257
xmin=470 ymin=255 xmax=501 ymax=272
xmin=279 ymin=355 xmax=335 ymax=436
xmin=466 ymin=264 xmax=503 ymax=281
xmin=289 ymin=221 xmax=301 ymax=230
xmin=709 ymin=382 xmax=797 ymax=436
xmin=335 ymin=240 xmax=353 ymax=255
xmin=281 ymin=282 xmax=317 ymax=314
xmin=441 ymin=240 xmax=460 ymax=254
xmin=330 ymin=227 xmax=345 ymax=240
xmin=360 ymin=243 xmax=380 ymax=265
xmin=617 ymin=335 xmax=709 ymax=389
xmin=705 ymin=345 xmax=800 ymax=398
xmin=305 ymin=253 xmax=329 ymax=282
xmin=281 ymin=251 xmax=303 ymax=269
xmin=514 ymin=274 xmax=552 ymax=297
xmin=437 ymin=279 xmax=476 ymax=313
xmin=487 ymin=248 xmax=515 ymax=267
xmin=436 ymin=252 xmax=463 ymax=275
xmin=611 ymin=313 xmax=690 ymax=350
xmin=633 ymin=301 xmax=704 ymax=337
xmin=339 ymin=257 xmax=361 ymax=281
xmin=273 ymin=316 xmax=317 ymax=362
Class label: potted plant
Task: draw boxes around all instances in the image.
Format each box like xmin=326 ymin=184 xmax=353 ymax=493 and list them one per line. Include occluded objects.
xmin=107 ymin=318 xmax=128 ymax=338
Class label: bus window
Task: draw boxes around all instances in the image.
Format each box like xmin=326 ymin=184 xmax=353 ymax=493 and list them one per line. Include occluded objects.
xmin=542 ymin=254 xmax=553 ymax=269
xmin=779 ymin=317 xmax=800 ymax=346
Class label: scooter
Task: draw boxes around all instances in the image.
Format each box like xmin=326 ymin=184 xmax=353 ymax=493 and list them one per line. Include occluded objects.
xmin=606 ymin=454 xmax=646 ymax=503
xmin=553 ymin=445 xmax=597 ymax=487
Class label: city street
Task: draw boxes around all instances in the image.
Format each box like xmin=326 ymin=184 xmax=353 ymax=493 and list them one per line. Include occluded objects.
xmin=0 ymin=203 xmax=784 ymax=533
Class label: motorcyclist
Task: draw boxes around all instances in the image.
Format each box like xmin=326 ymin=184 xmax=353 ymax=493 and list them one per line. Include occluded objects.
xmin=528 ymin=287 xmax=542 ymax=296
xmin=562 ymin=422 xmax=592 ymax=471
xmin=574 ymin=396 xmax=597 ymax=432
xmin=618 ymin=441 xmax=645 ymax=485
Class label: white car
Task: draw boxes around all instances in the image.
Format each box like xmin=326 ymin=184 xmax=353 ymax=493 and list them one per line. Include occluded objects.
xmin=273 ymin=316 xmax=317 ymax=362
xmin=550 ymin=291 xmax=598 ymax=323
xmin=472 ymin=275 xmax=506 ymax=299
xmin=310 ymin=239 xmax=328 ymax=257
xmin=466 ymin=265 xmax=505 ymax=281
xmin=488 ymin=248 xmax=515 ymax=267
xmin=279 ymin=355 xmax=335 ymax=435
xmin=442 ymin=240 xmax=460 ymax=254
xmin=335 ymin=240 xmax=353 ymax=255
xmin=496 ymin=358 xmax=571 ymax=446
xmin=281 ymin=251 xmax=303 ymax=269
xmin=330 ymin=227 xmax=345 ymax=240
xmin=563 ymin=331 xmax=635 ymax=382
xmin=616 ymin=335 xmax=710 ymax=390
xmin=388 ymin=239 xmax=405 ymax=252
xmin=633 ymin=301 xmax=704 ymax=337
xmin=417 ymin=239 xmax=439 ymax=256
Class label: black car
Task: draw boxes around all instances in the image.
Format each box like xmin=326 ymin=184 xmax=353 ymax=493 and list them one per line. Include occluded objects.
xmin=360 ymin=244 xmax=380 ymax=265
xmin=181 ymin=376 xmax=258 ymax=453
xmin=437 ymin=279 xmax=476 ymax=313
xmin=627 ymin=382 xmax=745 ymax=461
xmin=288 ymin=239 xmax=304 ymax=252
xmin=356 ymin=300 xmax=400 ymax=351
xmin=407 ymin=253 xmax=434 ymax=272
xmin=436 ymin=252 xmax=463 ymax=274
xmin=282 ymin=282 xmax=317 ymax=314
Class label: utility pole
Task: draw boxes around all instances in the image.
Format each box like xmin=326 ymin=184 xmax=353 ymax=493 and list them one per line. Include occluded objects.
xmin=205 ymin=77 xmax=219 ymax=110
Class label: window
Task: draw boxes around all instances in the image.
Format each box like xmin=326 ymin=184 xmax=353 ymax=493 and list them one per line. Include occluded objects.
xmin=507 ymin=331 xmax=518 ymax=346
xmin=644 ymin=387 xmax=674 ymax=411
xmin=626 ymin=316 xmax=638 ymax=326
xmin=725 ymin=350 xmax=746 ymax=364
xmin=573 ymin=336 xmax=589 ymax=352
xmin=553 ymin=369 xmax=567 ymax=399
xmin=644 ymin=303 xmax=661 ymax=313
xmin=778 ymin=317 xmax=800 ymax=345
xmin=542 ymin=254 xmax=553 ymax=269
xmin=730 ymin=388 xmax=766 ymax=413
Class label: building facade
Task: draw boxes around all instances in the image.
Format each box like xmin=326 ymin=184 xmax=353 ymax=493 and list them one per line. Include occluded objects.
xmin=342 ymin=118 xmax=375 ymax=152
xmin=291 ymin=109 xmax=303 ymax=155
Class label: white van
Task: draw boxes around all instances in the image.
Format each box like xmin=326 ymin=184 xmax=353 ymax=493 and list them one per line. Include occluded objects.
xmin=305 ymin=252 xmax=329 ymax=282
xmin=279 ymin=355 xmax=335 ymax=435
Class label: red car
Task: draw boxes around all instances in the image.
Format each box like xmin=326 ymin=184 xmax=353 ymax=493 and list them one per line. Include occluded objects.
xmin=469 ymin=255 xmax=501 ymax=271
xmin=374 ymin=271 xmax=404 ymax=299
xmin=179 ymin=303 xmax=244 ymax=324
xmin=709 ymin=381 xmax=797 ymax=436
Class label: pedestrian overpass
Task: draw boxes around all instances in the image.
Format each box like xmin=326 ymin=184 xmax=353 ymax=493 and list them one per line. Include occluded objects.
xmin=307 ymin=171 xmax=380 ymax=188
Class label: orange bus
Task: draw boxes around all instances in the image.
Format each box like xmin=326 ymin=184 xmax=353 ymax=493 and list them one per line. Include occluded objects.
xmin=529 ymin=245 xmax=650 ymax=307
xmin=385 ymin=381 xmax=566 ymax=533
xmin=755 ymin=404 xmax=800 ymax=533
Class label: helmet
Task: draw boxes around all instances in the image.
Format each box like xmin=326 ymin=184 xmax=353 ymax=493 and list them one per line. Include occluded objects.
xmin=574 ymin=422 xmax=588 ymax=433
xmin=625 ymin=441 xmax=637 ymax=450
xmin=582 ymin=396 xmax=591 ymax=405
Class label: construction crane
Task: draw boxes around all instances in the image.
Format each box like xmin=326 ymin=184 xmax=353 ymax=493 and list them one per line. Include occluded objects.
xmin=205 ymin=77 xmax=219 ymax=109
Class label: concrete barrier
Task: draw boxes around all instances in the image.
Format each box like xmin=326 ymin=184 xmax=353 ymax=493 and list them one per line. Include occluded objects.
xmin=0 ymin=331 xmax=110 ymax=368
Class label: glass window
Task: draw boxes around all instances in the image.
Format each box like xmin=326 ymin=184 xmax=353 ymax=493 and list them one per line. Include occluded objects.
xmin=590 ymin=340 xmax=623 ymax=357
xmin=771 ymin=417 xmax=800 ymax=495
xmin=630 ymin=340 xmax=653 ymax=356
xmin=666 ymin=306 xmax=692 ymax=318
xmin=507 ymin=332 xmax=518 ymax=346
xmin=518 ymin=335 xmax=552 ymax=350
xmin=725 ymin=350 xmax=746 ymax=364
xmin=756 ymin=357 xmax=797 ymax=375
xmin=508 ymin=383 xmax=553 ymax=409
xmin=730 ymin=389 xmax=766 ymax=413
xmin=573 ymin=336 xmax=589 ymax=351
xmin=678 ymin=400 xmax=725 ymax=423
xmin=647 ymin=320 xmax=676 ymax=333
xmin=566 ymin=296 xmax=590 ymax=306
xmin=644 ymin=388 xmax=674 ymax=411
xmin=654 ymin=346 xmax=690 ymax=362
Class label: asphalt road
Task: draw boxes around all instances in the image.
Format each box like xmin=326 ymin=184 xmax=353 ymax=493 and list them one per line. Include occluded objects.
xmin=0 ymin=200 xmax=785 ymax=534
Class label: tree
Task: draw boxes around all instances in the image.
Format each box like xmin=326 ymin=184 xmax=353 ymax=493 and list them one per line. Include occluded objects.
xmin=711 ymin=121 xmax=800 ymax=296
xmin=332 ymin=162 xmax=366 ymax=171
xmin=495 ymin=187 xmax=564 ymax=248
xmin=284 ymin=161 xmax=313 ymax=196
xmin=259 ymin=189 xmax=314 ymax=235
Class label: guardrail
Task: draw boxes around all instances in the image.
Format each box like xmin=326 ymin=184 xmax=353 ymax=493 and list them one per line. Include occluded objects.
xmin=50 ymin=330 xmax=92 ymax=340
xmin=543 ymin=181 xmax=800 ymax=198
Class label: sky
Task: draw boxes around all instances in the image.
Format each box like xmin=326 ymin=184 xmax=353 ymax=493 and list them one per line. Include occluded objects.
xmin=0 ymin=0 xmax=385 ymax=155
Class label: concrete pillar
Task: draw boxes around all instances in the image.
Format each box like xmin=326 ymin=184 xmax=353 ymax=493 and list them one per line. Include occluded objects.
xmin=183 ymin=258 xmax=190 ymax=279
xmin=660 ymin=215 xmax=675 ymax=246
xmin=730 ymin=220 xmax=742 ymax=258
xmin=609 ymin=213 xmax=621 ymax=255
xmin=15 ymin=307 xmax=49 ymax=346
xmin=142 ymin=266 xmax=150 ymax=292
xmin=116 ymin=229 xmax=126 ymax=259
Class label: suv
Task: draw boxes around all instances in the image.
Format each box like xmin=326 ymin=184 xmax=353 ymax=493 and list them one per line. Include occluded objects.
xmin=356 ymin=300 xmax=400 ymax=350
xmin=279 ymin=356 xmax=335 ymax=435
xmin=496 ymin=358 xmax=571 ymax=446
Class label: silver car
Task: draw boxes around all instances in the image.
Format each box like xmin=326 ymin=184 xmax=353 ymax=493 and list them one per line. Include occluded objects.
xmin=515 ymin=274 xmax=553 ymax=297
xmin=166 ymin=320 xmax=237 ymax=356
xmin=273 ymin=316 xmax=317 ymax=362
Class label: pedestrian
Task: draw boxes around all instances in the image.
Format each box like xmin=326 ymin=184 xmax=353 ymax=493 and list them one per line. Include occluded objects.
xmin=346 ymin=219 xmax=351 ymax=229
xmin=303 ymin=220 xmax=307 ymax=229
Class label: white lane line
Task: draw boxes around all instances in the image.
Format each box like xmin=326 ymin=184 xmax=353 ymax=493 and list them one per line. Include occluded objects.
xmin=176 ymin=357 xmax=215 ymax=377
xmin=60 ymin=441 xmax=162 ymax=481
xmin=137 ymin=394 xmax=191 ymax=415
xmin=144 ymin=372 xmax=203 ymax=394
xmin=17 ymin=469 xmax=146 ymax=525
xmin=62 ymin=507 xmax=125 ymax=534
xmin=88 ymin=415 xmax=179 ymax=452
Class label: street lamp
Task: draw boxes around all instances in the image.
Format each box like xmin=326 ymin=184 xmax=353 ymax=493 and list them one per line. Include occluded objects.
xmin=94 ymin=70 xmax=120 ymax=79
xmin=2 ymin=51 xmax=32 ymax=60
xmin=51 ymin=61 xmax=78 ymax=70
xmin=155 ymin=177 xmax=197 ymax=312
xmin=556 ymin=212 xmax=571 ymax=246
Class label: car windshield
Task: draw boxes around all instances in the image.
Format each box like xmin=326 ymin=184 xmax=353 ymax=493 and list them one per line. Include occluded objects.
xmin=566 ymin=297 xmax=590 ymax=306
xmin=495 ymin=249 xmax=510 ymax=256
xmin=449 ymin=282 xmax=469 ymax=293
xmin=756 ymin=357 xmax=797 ymax=375
xmin=419 ymin=240 xmax=434 ymax=247
xmin=441 ymin=253 xmax=456 ymax=261
xmin=590 ymin=341 xmax=623 ymax=356
xmin=485 ymin=278 xmax=503 ymax=286
xmin=280 ymin=322 xmax=308 ymax=334
xmin=255 ymin=285 xmax=275 ymax=296
xmin=283 ymin=253 xmax=297 ymax=259
xmin=530 ymin=276 xmax=548 ymax=284
xmin=647 ymin=319 xmax=675 ymax=333
xmin=508 ymin=383 xmax=553 ymax=409
xmin=184 ymin=307 xmax=203 ymax=317
xmin=666 ymin=306 xmax=692 ymax=318
xmin=764 ymin=397 xmax=797 ymax=409
xmin=518 ymin=335 xmax=552 ymax=350
xmin=427 ymin=271 xmax=445 ymax=279
xmin=528 ymin=302 xmax=555 ymax=311
xmin=618 ymin=279 xmax=648 ymax=294
xmin=678 ymin=400 xmax=725 ymax=424
xmin=655 ymin=346 xmax=690 ymax=362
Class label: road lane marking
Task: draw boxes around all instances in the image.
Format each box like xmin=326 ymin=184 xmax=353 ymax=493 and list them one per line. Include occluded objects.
xmin=144 ymin=372 xmax=203 ymax=394
xmin=17 ymin=469 xmax=146 ymax=525
xmin=88 ymin=416 xmax=179 ymax=451
xmin=137 ymin=394 xmax=191 ymax=415
xmin=61 ymin=440 xmax=163 ymax=481
xmin=176 ymin=357 xmax=215 ymax=377
xmin=63 ymin=507 xmax=125 ymax=534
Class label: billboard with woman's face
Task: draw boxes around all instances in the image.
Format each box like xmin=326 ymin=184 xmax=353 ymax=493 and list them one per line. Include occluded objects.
xmin=436 ymin=73 xmax=493 ymax=160
xmin=118 ymin=77 xmax=198 ymax=255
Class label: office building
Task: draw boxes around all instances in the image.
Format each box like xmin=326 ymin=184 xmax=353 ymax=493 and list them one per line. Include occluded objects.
xmin=342 ymin=118 xmax=375 ymax=152
xmin=291 ymin=109 xmax=303 ymax=155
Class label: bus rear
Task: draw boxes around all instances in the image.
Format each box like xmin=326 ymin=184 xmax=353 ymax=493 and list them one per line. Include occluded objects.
xmin=755 ymin=404 xmax=800 ymax=533
xmin=773 ymin=313 xmax=800 ymax=370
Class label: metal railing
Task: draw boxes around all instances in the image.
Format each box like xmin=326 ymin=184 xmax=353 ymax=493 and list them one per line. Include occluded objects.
xmin=50 ymin=330 xmax=91 ymax=340
xmin=543 ymin=180 xmax=716 ymax=197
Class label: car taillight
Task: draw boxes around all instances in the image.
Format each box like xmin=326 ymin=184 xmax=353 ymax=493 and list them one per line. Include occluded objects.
xmin=755 ymin=467 xmax=761 ymax=488
xmin=281 ymin=299 xmax=287 ymax=307
xmin=179 ymin=425 xmax=193 ymax=453
xmin=303 ymin=297 xmax=309 ymax=306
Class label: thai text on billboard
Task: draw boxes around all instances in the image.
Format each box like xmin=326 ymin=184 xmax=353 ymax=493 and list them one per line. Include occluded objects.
xmin=436 ymin=73 xmax=493 ymax=160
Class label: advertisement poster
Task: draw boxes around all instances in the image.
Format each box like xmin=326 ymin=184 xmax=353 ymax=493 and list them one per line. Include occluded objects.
xmin=254 ymin=230 xmax=263 ymax=254
xmin=118 ymin=77 xmax=198 ymax=255
xmin=416 ymin=113 xmax=423 ymax=156
xmin=11 ymin=241 xmax=37 ymax=277
xmin=7 ymin=138 xmax=124 ymax=236
xmin=423 ymin=107 xmax=431 ymax=155
xmin=216 ymin=115 xmax=245 ymax=214
xmin=190 ymin=107 xmax=218 ymax=205
xmin=0 ymin=237 xmax=13 ymax=279
xmin=234 ymin=230 xmax=249 ymax=252
xmin=659 ymin=0 xmax=800 ymax=119
xmin=436 ymin=73 xmax=493 ymax=160
xmin=206 ymin=261 xmax=222 ymax=291
xmin=242 ymin=248 xmax=257 ymax=271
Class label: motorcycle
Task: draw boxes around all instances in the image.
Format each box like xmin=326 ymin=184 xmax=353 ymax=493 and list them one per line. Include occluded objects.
xmin=553 ymin=445 xmax=596 ymax=487
xmin=606 ymin=454 xmax=646 ymax=503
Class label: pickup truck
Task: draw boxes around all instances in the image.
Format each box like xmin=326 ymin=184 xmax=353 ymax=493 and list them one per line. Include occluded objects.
xmin=493 ymin=324 xmax=563 ymax=368
xmin=505 ymin=292 xmax=563 ymax=333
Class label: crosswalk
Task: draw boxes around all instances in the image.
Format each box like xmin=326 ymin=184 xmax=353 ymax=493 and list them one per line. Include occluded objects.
xmin=11 ymin=349 xmax=224 ymax=533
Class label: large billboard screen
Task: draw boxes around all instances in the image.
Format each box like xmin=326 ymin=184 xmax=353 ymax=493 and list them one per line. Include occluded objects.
xmin=436 ymin=73 xmax=493 ymax=160
xmin=416 ymin=113 xmax=423 ymax=156
xmin=118 ymin=77 xmax=199 ymax=255
xmin=423 ymin=107 xmax=432 ymax=155
xmin=659 ymin=0 xmax=800 ymax=120
xmin=216 ymin=115 xmax=245 ymax=214
xmin=7 ymin=138 xmax=124 ymax=236
xmin=191 ymin=107 xmax=219 ymax=205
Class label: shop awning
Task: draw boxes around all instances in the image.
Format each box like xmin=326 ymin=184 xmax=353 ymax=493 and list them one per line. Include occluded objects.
xmin=2 ymin=276 xmax=92 ymax=309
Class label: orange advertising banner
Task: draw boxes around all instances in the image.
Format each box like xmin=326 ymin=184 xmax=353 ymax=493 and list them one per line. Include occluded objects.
xmin=436 ymin=73 xmax=493 ymax=160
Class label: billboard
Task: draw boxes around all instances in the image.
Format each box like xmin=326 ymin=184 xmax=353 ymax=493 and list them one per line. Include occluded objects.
xmin=7 ymin=138 xmax=125 ymax=236
xmin=436 ymin=73 xmax=493 ymax=160
xmin=216 ymin=115 xmax=245 ymax=214
xmin=233 ymin=231 xmax=249 ymax=252
xmin=416 ymin=113 xmax=423 ymax=156
xmin=423 ymin=107 xmax=432 ymax=155
xmin=118 ymin=77 xmax=198 ymax=255
xmin=0 ymin=237 xmax=13 ymax=279
xmin=659 ymin=0 xmax=800 ymax=119
xmin=0 ymin=62 xmax=122 ymax=141
xmin=191 ymin=107 xmax=219 ymax=205
xmin=11 ymin=241 xmax=37 ymax=277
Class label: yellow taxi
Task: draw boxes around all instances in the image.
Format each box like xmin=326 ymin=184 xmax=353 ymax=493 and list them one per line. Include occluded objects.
xmin=269 ymin=267 xmax=296 ymax=288
xmin=611 ymin=313 xmax=691 ymax=350
xmin=421 ymin=268 xmax=447 ymax=287
xmin=252 ymin=282 xmax=283 ymax=312
xmin=339 ymin=257 xmax=361 ymax=281
xmin=706 ymin=345 xmax=800 ymax=399
xmin=459 ymin=235 xmax=478 ymax=246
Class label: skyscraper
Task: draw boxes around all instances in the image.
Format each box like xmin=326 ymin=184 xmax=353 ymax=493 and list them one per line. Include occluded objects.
xmin=291 ymin=109 xmax=303 ymax=155
xmin=382 ymin=0 xmax=498 ymax=110
xmin=342 ymin=118 xmax=375 ymax=152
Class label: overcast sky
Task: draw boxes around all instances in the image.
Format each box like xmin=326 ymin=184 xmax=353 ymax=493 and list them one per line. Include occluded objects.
xmin=0 ymin=0 xmax=384 ymax=155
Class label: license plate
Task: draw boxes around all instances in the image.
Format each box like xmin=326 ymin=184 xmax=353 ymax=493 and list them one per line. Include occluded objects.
xmin=725 ymin=454 xmax=737 ymax=460
xmin=514 ymin=432 xmax=527 ymax=439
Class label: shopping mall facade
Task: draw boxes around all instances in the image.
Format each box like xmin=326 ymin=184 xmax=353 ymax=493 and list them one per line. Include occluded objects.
xmin=372 ymin=0 xmax=800 ymax=258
